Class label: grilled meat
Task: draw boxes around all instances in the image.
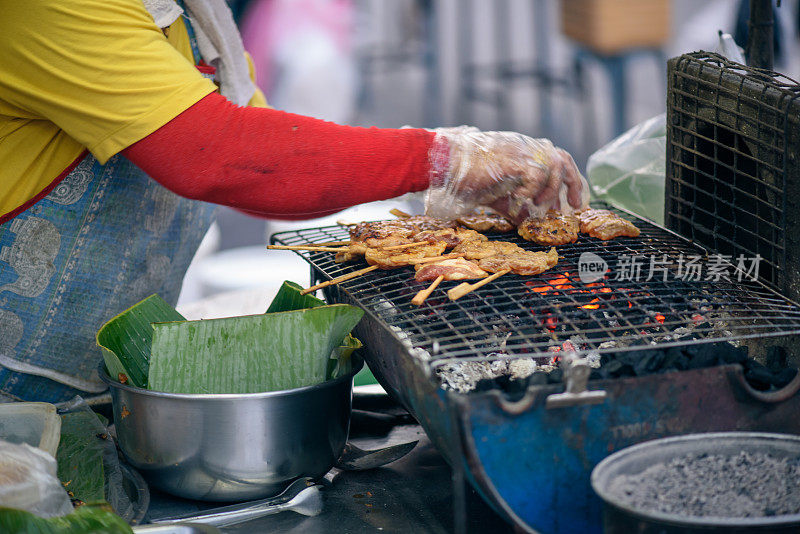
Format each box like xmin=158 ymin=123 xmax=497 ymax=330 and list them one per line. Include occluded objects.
xmin=400 ymin=215 xmax=459 ymax=232
xmin=578 ymin=209 xmax=640 ymax=240
xmin=349 ymin=217 xmax=458 ymax=249
xmin=456 ymin=212 xmax=514 ymax=233
xmin=349 ymin=221 xmax=418 ymax=248
xmin=452 ymin=240 xmax=524 ymax=260
xmin=335 ymin=250 xmax=360 ymax=263
xmin=476 ymin=247 xmax=559 ymax=276
xmin=517 ymin=211 xmax=579 ymax=246
xmin=365 ymin=242 xmax=448 ymax=269
xmin=415 ymin=227 xmax=487 ymax=249
xmin=414 ymin=257 xmax=488 ymax=282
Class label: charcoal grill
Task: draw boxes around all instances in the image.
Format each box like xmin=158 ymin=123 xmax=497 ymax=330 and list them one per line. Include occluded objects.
xmin=272 ymin=199 xmax=800 ymax=533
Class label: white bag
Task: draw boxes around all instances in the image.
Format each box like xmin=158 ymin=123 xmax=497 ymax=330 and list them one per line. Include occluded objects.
xmin=0 ymin=439 xmax=73 ymax=518
xmin=587 ymin=114 xmax=666 ymax=225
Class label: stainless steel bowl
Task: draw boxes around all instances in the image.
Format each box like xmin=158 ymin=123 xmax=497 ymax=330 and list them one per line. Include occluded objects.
xmin=100 ymin=357 xmax=362 ymax=502
xmin=592 ymin=432 xmax=800 ymax=533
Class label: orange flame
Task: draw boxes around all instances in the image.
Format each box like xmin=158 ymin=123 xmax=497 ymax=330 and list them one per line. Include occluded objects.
xmin=579 ymin=298 xmax=601 ymax=310
xmin=655 ymin=313 xmax=665 ymax=324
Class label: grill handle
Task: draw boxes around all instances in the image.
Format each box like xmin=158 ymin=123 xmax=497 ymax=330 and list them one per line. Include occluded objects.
xmin=546 ymin=352 xmax=607 ymax=409
xmin=731 ymin=365 xmax=800 ymax=403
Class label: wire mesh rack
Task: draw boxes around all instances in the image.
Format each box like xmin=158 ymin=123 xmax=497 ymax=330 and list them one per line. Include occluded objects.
xmin=271 ymin=204 xmax=800 ymax=371
xmin=666 ymin=51 xmax=800 ymax=291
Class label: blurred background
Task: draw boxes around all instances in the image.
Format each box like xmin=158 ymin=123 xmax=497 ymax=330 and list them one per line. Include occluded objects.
xmin=178 ymin=0 xmax=800 ymax=308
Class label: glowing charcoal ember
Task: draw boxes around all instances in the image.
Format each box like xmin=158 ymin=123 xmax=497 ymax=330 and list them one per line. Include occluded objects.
xmin=579 ymin=298 xmax=602 ymax=310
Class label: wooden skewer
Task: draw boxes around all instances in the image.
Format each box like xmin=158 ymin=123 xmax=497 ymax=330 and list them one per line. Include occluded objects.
xmin=312 ymin=240 xmax=350 ymax=247
xmin=407 ymin=253 xmax=463 ymax=265
xmin=379 ymin=241 xmax=429 ymax=251
xmin=268 ymin=245 xmax=348 ymax=252
xmin=389 ymin=208 xmax=411 ymax=218
xmin=447 ymin=269 xmax=510 ymax=301
xmin=300 ymin=265 xmax=379 ymax=295
xmin=411 ymin=275 xmax=444 ymax=306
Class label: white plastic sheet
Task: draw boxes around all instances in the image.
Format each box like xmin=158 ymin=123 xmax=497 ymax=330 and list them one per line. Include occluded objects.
xmin=587 ymin=114 xmax=666 ymax=225
xmin=0 ymin=439 xmax=73 ymax=518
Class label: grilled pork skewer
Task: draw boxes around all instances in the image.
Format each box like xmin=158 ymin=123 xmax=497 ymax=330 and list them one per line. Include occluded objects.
xmin=452 ymin=240 xmax=524 ymax=260
xmin=411 ymin=258 xmax=487 ymax=305
xmin=414 ymin=257 xmax=488 ymax=282
xmin=380 ymin=241 xmax=431 ymax=251
xmin=414 ymin=227 xmax=487 ymax=249
xmin=446 ymin=247 xmax=559 ymax=301
xmin=365 ymin=242 xmax=448 ymax=269
xmin=476 ymin=247 xmax=559 ymax=276
xmin=334 ymin=220 xmax=487 ymax=264
xmin=396 ymin=206 xmax=515 ymax=234
xmin=302 ymin=250 xmax=462 ymax=296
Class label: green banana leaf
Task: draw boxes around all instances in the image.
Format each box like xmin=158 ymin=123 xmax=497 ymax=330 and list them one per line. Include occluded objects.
xmin=268 ymin=281 xmax=362 ymax=380
xmin=0 ymin=503 xmax=132 ymax=534
xmin=328 ymin=334 xmax=362 ymax=379
xmin=56 ymin=412 xmax=106 ymax=504
xmin=96 ymin=294 xmax=185 ymax=388
xmin=148 ymin=304 xmax=364 ymax=394
xmin=266 ymin=280 xmax=325 ymax=313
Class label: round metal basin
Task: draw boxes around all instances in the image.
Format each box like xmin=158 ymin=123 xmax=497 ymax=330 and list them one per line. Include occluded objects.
xmin=101 ymin=357 xmax=361 ymax=501
xmin=592 ymin=432 xmax=800 ymax=533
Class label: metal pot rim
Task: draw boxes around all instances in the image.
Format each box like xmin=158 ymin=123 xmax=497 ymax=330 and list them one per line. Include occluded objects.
xmin=98 ymin=354 xmax=363 ymax=401
xmin=591 ymin=431 xmax=800 ymax=528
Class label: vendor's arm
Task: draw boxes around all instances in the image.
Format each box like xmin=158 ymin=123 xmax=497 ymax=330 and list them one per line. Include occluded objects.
xmin=122 ymin=93 xmax=433 ymax=219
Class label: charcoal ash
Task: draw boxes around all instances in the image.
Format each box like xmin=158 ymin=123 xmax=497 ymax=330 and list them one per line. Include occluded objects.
xmin=436 ymin=359 xmax=515 ymax=394
xmin=436 ymin=353 xmax=547 ymax=394
xmin=607 ymin=451 xmax=800 ymax=518
xmin=444 ymin=341 xmax=799 ymax=397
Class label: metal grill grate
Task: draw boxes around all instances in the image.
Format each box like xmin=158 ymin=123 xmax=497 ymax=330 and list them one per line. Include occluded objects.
xmin=666 ymin=51 xmax=800 ymax=294
xmin=271 ymin=204 xmax=800 ymax=371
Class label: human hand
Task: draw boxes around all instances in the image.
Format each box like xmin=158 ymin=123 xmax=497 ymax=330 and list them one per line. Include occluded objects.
xmin=425 ymin=127 xmax=588 ymax=223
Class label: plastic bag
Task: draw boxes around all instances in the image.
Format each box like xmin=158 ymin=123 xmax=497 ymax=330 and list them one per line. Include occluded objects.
xmin=587 ymin=114 xmax=666 ymax=225
xmin=0 ymin=439 xmax=73 ymax=518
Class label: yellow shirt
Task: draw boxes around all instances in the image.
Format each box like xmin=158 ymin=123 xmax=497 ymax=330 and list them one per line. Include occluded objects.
xmin=0 ymin=0 xmax=266 ymax=216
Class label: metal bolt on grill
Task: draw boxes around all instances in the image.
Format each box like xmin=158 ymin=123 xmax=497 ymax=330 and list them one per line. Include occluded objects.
xmin=271 ymin=203 xmax=800 ymax=374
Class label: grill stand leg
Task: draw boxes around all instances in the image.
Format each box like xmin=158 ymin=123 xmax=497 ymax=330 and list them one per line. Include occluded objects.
xmin=452 ymin=459 xmax=468 ymax=534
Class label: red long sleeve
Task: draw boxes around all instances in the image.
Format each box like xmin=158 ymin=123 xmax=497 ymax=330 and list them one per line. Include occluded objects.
xmin=122 ymin=92 xmax=435 ymax=219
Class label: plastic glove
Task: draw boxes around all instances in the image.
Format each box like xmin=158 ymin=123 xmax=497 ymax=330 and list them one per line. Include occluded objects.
xmin=425 ymin=127 xmax=589 ymax=223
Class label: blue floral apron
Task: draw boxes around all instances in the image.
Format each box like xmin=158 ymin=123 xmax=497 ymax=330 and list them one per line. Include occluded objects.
xmin=0 ymin=11 xmax=216 ymax=403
